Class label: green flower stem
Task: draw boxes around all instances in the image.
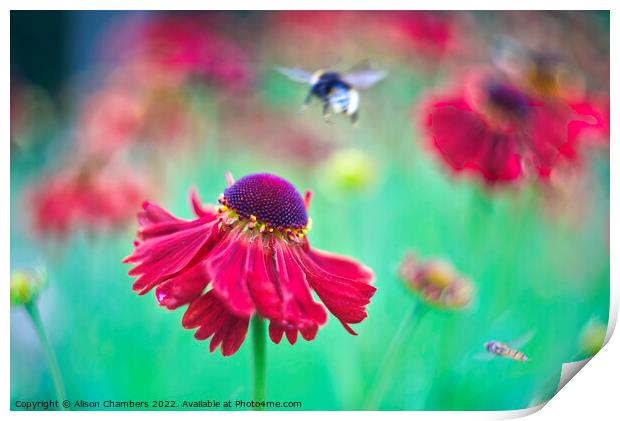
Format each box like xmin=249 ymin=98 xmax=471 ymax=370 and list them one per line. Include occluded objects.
xmin=364 ymin=302 xmax=427 ymax=410
xmin=24 ymin=300 xmax=67 ymax=409
xmin=251 ymin=315 xmax=266 ymax=408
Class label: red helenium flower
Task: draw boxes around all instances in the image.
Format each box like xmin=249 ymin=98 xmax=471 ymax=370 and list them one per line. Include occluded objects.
xmin=124 ymin=173 xmax=376 ymax=356
xmin=100 ymin=15 xmax=254 ymax=93
xmin=139 ymin=17 xmax=253 ymax=91
xmin=421 ymin=73 xmax=582 ymax=185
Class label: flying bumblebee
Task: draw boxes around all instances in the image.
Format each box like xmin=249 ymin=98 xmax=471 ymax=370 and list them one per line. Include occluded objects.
xmin=275 ymin=65 xmax=387 ymax=124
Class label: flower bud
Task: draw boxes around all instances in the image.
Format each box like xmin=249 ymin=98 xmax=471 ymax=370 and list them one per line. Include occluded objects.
xmin=579 ymin=318 xmax=607 ymax=357
xmin=320 ymin=149 xmax=377 ymax=194
xmin=10 ymin=269 xmax=47 ymax=306
xmin=398 ymin=253 xmax=473 ymax=309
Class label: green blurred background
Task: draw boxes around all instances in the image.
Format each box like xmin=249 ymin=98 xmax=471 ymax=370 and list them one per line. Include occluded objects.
xmin=10 ymin=11 xmax=609 ymax=410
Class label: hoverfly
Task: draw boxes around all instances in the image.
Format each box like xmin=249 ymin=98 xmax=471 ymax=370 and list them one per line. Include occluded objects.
xmin=479 ymin=331 xmax=534 ymax=362
xmin=484 ymin=341 xmax=529 ymax=361
xmin=275 ymin=65 xmax=387 ymax=124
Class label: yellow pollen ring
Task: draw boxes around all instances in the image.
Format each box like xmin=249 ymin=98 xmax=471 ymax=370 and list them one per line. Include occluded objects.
xmin=216 ymin=202 xmax=310 ymax=240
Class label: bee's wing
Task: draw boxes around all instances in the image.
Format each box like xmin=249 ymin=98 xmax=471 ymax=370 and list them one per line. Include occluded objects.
xmin=274 ymin=66 xmax=314 ymax=84
xmin=342 ymin=69 xmax=388 ymax=89
xmin=509 ymin=330 xmax=535 ymax=350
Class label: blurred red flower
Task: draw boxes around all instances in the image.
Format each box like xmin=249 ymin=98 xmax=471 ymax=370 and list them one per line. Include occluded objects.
xmin=383 ymin=11 xmax=460 ymax=58
xmin=29 ymin=160 xmax=148 ymax=238
xmin=78 ymin=88 xmax=143 ymax=156
xmin=135 ymin=16 xmax=254 ymax=91
xmin=421 ymin=71 xmax=589 ymax=185
xmin=568 ymin=93 xmax=610 ymax=148
xmin=124 ymin=173 xmax=376 ymax=356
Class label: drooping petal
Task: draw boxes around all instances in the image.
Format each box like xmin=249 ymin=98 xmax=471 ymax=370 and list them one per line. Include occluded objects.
xmin=138 ymin=216 xmax=208 ymax=242
xmin=136 ymin=190 xmax=218 ymax=242
xmin=304 ymin=247 xmax=373 ymax=283
xmin=299 ymin=323 xmax=319 ymax=341
xmin=527 ymin=104 xmax=574 ymax=177
xmin=425 ymin=97 xmax=487 ymax=170
xmin=261 ymin=242 xmax=328 ymax=344
xmin=212 ymin=316 xmax=251 ymax=356
xmin=285 ymin=326 xmax=298 ymax=345
xmin=182 ymin=290 xmax=250 ymax=356
xmin=155 ymin=262 xmax=210 ymax=309
xmin=125 ymin=221 xmax=219 ymax=294
xmin=183 ymin=293 xmax=223 ymax=330
xmin=246 ymin=236 xmax=283 ymax=320
xmin=268 ymin=321 xmax=284 ymax=344
xmin=296 ymin=245 xmax=376 ymax=335
xmin=569 ymin=95 xmax=610 ymax=146
xmin=205 ymin=229 xmax=256 ymax=317
xmin=472 ymin=132 xmax=522 ymax=183
xmin=138 ymin=201 xmax=180 ymax=226
xmin=425 ymin=97 xmax=522 ymax=184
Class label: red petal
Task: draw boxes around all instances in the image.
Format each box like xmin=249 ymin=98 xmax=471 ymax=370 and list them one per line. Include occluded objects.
xmin=182 ymin=293 xmax=215 ymax=329
xmin=246 ymin=237 xmax=282 ymax=320
xmin=425 ymin=96 xmax=522 ymax=184
xmin=426 ymin=98 xmax=488 ymax=169
xmin=305 ymin=248 xmax=373 ymax=283
xmin=182 ymin=291 xmax=249 ymax=357
xmin=273 ymin=242 xmax=328 ymax=328
xmin=138 ymin=201 xmax=180 ymax=227
xmin=569 ymin=96 xmax=609 ymax=145
xmin=126 ymin=221 xmax=218 ymax=294
xmin=220 ymin=317 xmax=250 ymax=356
xmin=300 ymin=323 xmax=318 ymax=341
xmin=473 ymin=132 xmax=522 ymax=183
xmin=528 ymin=103 xmax=575 ymax=176
xmin=190 ymin=188 xmax=218 ymax=221
xmin=269 ymin=321 xmax=284 ymax=344
xmin=155 ymin=262 xmax=210 ymax=310
xmin=205 ymin=230 xmax=256 ymax=317
xmin=296 ymin=246 xmax=376 ymax=335
xmin=138 ymin=217 xmax=206 ymax=242
xmin=285 ymin=326 xmax=298 ymax=345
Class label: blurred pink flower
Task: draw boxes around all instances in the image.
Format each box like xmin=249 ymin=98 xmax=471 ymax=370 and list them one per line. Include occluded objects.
xmin=77 ymin=82 xmax=206 ymax=155
xmin=382 ymin=11 xmax=460 ymax=58
xmin=568 ymin=93 xmax=610 ymax=147
xmin=134 ymin=16 xmax=254 ymax=91
xmin=267 ymin=11 xmax=467 ymax=68
xmin=78 ymin=88 xmax=143 ymax=156
xmin=28 ymin=159 xmax=149 ymax=238
xmin=266 ymin=11 xmax=377 ymax=66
